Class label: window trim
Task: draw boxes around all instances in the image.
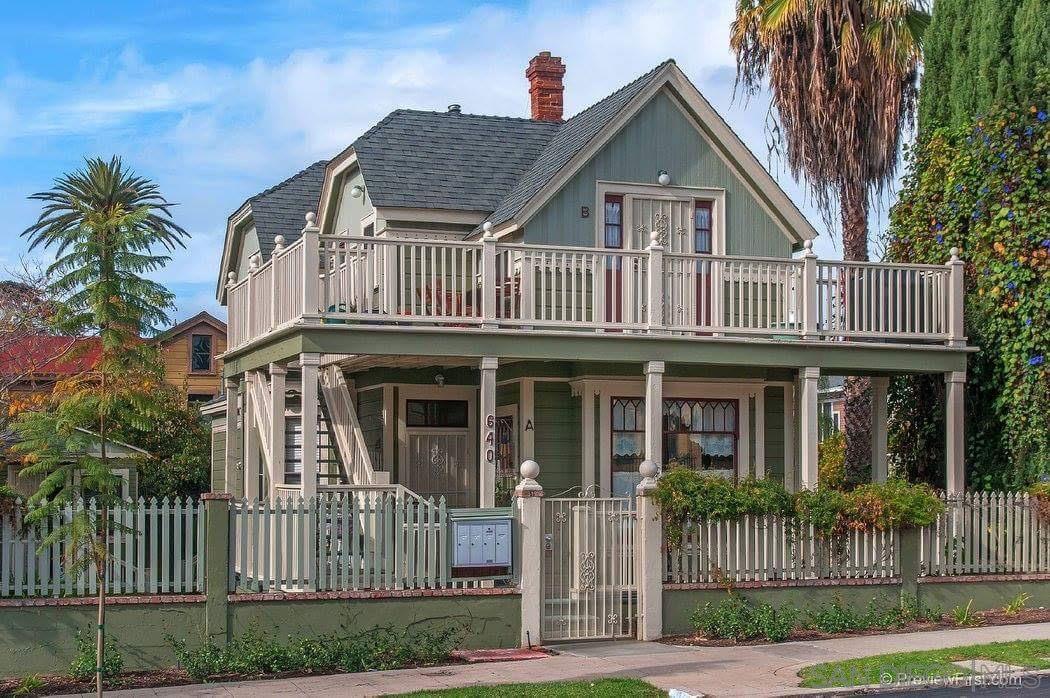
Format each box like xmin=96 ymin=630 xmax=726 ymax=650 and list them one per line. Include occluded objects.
xmin=404 ymin=398 xmax=470 ymax=429
xmin=662 ymin=397 xmax=739 ymax=478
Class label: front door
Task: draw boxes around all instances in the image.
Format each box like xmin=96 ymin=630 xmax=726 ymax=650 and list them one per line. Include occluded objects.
xmin=399 ymin=391 xmax=476 ymax=506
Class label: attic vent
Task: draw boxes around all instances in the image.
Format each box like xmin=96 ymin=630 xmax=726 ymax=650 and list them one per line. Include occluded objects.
xmin=447 ymin=104 xmax=462 ymax=114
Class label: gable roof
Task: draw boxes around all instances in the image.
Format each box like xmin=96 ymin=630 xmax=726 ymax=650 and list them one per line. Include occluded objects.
xmin=248 ymin=160 xmax=328 ymax=257
xmin=155 ymin=311 xmax=227 ymax=343
xmin=484 ymin=60 xmax=672 ymax=231
xmin=351 ymin=111 xmax=560 ymax=212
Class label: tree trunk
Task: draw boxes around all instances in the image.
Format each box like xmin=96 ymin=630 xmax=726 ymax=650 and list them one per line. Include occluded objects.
xmin=840 ymin=181 xmax=872 ymax=485
xmin=97 ymin=371 xmax=107 ymax=697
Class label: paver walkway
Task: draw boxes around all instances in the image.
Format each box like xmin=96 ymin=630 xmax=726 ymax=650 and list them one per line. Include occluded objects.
xmin=86 ymin=622 xmax=1050 ymax=698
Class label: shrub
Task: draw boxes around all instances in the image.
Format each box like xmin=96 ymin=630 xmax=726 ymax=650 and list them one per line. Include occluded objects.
xmin=170 ymin=624 xmax=462 ymax=681
xmin=818 ymin=432 xmax=846 ymax=489
xmin=69 ymin=630 xmax=123 ymax=682
xmin=807 ymin=596 xmax=941 ymax=634
xmin=654 ymin=469 xmax=794 ymax=541
xmin=691 ymin=595 xmax=797 ymax=643
xmin=795 ymin=479 xmax=943 ymax=536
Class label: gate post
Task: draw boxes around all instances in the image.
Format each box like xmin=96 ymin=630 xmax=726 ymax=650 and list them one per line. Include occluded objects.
xmin=203 ymin=492 xmax=233 ymax=646
xmin=635 ymin=460 xmax=663 ymax=640
xmin=514 ymin=460 xmax=544 ymax=647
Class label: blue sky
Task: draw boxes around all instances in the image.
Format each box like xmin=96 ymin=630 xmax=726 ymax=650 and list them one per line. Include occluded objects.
xmin=0 ymin=0 xmax=885 ymax=325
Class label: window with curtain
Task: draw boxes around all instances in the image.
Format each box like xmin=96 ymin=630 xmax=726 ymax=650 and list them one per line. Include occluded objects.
xmin=663 ymin=398 xmax=737 ymax=477
xmin=694 ymin=200 xmax=713 ymax=254
xmin=611 ymin=397 xmax=645 ymax=497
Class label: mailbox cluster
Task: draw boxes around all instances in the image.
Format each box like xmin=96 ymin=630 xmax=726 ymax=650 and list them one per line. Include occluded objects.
xmin=451 ymin=518 xmax=512 ymax=577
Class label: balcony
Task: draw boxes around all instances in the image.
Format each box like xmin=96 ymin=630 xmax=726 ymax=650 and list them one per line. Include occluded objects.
xmin=225 ymin=227 xmax=965 ymax=352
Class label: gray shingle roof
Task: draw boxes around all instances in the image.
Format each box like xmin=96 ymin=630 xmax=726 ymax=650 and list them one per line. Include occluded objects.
xmin=352 ymin=111 xmax=560 ymax=212
xmin=248 ymin=160 xmax=328 ymax=257
xmin=483 ymin=60 xmax=673 ymax=230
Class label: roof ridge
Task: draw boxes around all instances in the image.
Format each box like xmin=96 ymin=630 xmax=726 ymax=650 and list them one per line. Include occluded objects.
xmin=562 ymin=59 xmax=673 ymax=124
xmin=249 ymin=159 xmax=328 ymax=203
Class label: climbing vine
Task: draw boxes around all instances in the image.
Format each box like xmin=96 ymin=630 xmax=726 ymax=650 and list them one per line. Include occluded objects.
xmin=886 ymin=72 xmax=1049 ymax=489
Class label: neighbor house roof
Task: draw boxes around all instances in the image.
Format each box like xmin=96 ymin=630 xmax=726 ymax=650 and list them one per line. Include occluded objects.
xmin=0 ymin=335 xmax=100 ymax=379
xmin=155 ymin=310 xmax=227 ymax=343
xmin=351 ymin=111 xmax=560 ymax=212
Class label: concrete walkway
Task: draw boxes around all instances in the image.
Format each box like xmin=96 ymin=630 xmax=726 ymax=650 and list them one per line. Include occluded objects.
xmin=90 ymin=623 xmax=1050 ymax=698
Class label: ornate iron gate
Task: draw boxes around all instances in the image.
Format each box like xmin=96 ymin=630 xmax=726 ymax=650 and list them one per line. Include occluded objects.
xmin=541 ymin=498 xmax=636 ymax=641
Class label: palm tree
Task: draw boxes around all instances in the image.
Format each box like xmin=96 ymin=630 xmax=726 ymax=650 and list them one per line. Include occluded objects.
xmin=730 ymin=0 xmax=929 ymax=483
xmin=17 ymin=156 xmax=187 ymax=696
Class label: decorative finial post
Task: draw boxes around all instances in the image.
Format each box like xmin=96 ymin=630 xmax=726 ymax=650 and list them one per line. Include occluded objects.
xmin=515 ymin=459 xmax=542 ymax=496
xmin=947 ymin=246 xmax=964 ymax=347
xmin=636 ymin=459 xmax=658 ymax=495
xmin=273 ymin=235 xmax=285 ymax=255
xmin=481 ymin=222 xmax=496 ymax=327
xmin=801 ymin=239 xmax=817 ymax=338
xmin=482 ymin=221 xmax=495 ymax=240
xmin=647 ymin=232 xmax=665 ymax=332
xmin=226 ymin=271 xmax=237 ymax=287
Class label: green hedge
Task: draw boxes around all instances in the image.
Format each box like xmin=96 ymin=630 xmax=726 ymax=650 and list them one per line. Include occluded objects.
xmin=653 ymin=470 xmax=944 ymax=540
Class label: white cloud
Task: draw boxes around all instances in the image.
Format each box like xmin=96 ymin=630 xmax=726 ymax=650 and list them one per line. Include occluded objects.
xmin=3 ymin=0 xmax=852 ymax=317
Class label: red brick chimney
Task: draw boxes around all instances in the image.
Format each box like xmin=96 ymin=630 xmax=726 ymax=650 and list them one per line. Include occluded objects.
xmin=526 ymin=51 xmax=566 ymax=122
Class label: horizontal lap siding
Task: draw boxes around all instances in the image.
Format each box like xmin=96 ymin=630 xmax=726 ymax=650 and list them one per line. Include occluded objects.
xmin=523 ymin=91 xmax=791 ymax=258
xmin=211 ymin=421 xmax=227 ymax=492
xmin=356 ymin=389 xmax=385 ymax=467
xmin=534 ymin=382 xmax=581 ymax=496
xmin=764 ymin=386 xmax=785 ymax=481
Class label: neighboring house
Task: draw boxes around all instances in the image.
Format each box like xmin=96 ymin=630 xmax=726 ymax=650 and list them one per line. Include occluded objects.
xmin=2 ymin=428 xmax=145 ymax=499
xmin=210 ymin=53 xmax=970 ymax=506
xmin=155 ymin=311 xmax=228 ymax=404
xmin=819 ymin=375 xmax=845 ymax=438
xmin=0 ymin=335 xmax=100 ymax=406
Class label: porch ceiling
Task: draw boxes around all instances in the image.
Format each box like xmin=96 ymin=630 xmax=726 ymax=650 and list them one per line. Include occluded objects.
xmin=222 ymin=325 xmax=972 ymax=378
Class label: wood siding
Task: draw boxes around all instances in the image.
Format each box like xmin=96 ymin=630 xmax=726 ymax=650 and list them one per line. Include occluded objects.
xmin=158 ymin=320 xmax=227 ymax=401
xmin=533 ymin=382 xmax=581 ymax=496
xmin=211 ymin=420 xmax=227 ymax=492
xmin=523 ymin=91 xmax=792 ymax=258
xmin=764 ymin=386 xmax=786 ymax=481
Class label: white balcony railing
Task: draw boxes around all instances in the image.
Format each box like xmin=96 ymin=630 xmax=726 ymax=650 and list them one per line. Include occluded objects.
xmin=226 ymin=223 xmax=965 ymax=351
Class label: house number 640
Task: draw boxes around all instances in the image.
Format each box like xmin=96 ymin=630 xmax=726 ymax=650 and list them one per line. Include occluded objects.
xmin=485 ymin=414 xmax=495 ymax=464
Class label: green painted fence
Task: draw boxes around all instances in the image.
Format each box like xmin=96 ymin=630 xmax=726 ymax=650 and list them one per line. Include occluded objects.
xmin=0 ymin=497 xmax=205 ymax=598
xmin=231 ymin=491 xmax=449 ymax=593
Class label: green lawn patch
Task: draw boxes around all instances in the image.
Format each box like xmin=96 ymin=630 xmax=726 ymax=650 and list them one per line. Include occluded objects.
xmin=799 ymin=639 xmax=1050 ymax=688
xmin=396 ymin=678 xmax=662 ymax=697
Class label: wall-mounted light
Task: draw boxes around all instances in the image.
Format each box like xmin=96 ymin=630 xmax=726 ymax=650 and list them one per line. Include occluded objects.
xmin=350 ymin=185 xmax=365 ymax=199
xmin=657 ymin=170 xmax=671 ymax=186
xmin=435 ymin=373 xmax=445 ymax=387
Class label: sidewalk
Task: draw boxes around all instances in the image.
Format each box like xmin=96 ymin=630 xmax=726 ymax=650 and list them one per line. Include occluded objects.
xmin=88 ymin=622 xmax=1050 ymax=697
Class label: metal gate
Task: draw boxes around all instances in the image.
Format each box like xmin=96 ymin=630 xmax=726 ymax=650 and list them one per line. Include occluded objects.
xmin=541 ymin=498 xmax=636 ymax=641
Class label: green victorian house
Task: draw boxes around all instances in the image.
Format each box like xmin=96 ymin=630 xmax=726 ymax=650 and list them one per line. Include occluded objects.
xmin=209 ymin=53 xmax=970 ymax=508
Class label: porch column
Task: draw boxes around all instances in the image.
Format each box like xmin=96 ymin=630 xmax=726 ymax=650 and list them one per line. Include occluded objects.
xmin=644 ymin=361 xmax=664 ymax=470
xmin=269 ymin=363 xmax=287 ymax=500
xmin=871 ymin=376 xmax=889 ymax=484
xmin=799 ymin=367 xmax=820 ymax=490
xmin=223 ymin=377 xmax=238 ymax=495
xmin=479 ymin=357 xmax=498 ymax=507
xmin=635 ymin=461 xmax=662 ymax=640
xmin=580 ymin=382 xmax=596 ymax=495
xmin=300 ymin=353 xmax=320 ymax=500
xmin=945 ymin=370 xmax=966 ymax=493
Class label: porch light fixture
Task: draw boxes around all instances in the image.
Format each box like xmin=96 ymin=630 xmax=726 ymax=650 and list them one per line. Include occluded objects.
xmin=435 ymin=373 xmax=445 ymax=387
xmin=350 ymin=185 xmax=365 ymax=199
xmin=657 ymin=170 xmax=671 ymax=186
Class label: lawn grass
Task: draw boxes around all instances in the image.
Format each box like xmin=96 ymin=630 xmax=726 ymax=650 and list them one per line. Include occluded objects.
xmin=799 ymin=639 xmax=1050 ymax=688
xmin=395 ymin=678 xmax=663 ymax=697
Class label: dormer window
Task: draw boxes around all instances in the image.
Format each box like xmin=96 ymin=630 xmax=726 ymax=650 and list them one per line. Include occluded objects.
xmin=191 ymin=334 xmax=213 ymax=373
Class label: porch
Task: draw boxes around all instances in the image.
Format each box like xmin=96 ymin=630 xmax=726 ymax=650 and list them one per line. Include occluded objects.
xmin=220 ymin=348 xmax=970 ymax=507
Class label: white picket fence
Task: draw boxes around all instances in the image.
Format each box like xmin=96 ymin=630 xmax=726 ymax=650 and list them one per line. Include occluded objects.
xmin=0 ymin=498 xmax=205 ymax=598
xmin=922 ymin=491 xmax=1050 ymax=576
xmin=231 ymin=491 xmax=450 ymax=592
xmin=665 ymin=515 xmax=899 ymax=583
